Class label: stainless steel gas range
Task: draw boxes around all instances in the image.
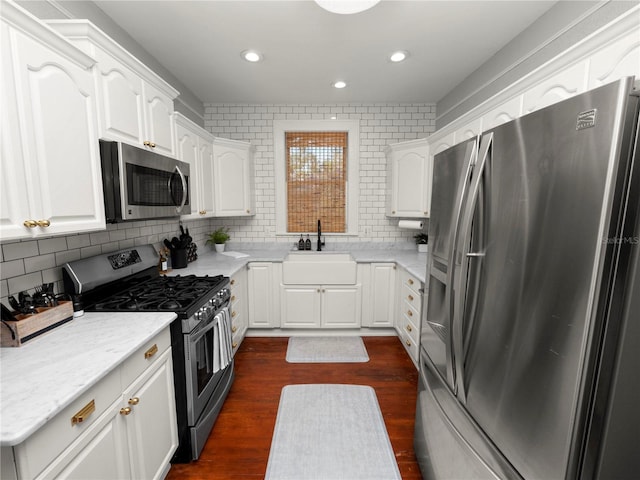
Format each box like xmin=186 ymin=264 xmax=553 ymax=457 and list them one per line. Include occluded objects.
xmin=62 ymin=244 xmax=234 ymax=462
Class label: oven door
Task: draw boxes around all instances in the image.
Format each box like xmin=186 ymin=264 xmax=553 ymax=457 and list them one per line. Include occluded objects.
xmin=184 ymin=306 xmax=231 ymax=425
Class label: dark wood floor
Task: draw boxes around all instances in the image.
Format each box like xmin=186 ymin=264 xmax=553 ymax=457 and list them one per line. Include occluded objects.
xmin=166 ymin=336 xmax=422 ymax=480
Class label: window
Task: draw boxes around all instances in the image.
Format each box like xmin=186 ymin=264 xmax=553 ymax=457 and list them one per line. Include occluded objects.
xmin=274 ymin=120 xmax=359 ymax=236
xmin=286 ymin=131 xmax=347 ymax=233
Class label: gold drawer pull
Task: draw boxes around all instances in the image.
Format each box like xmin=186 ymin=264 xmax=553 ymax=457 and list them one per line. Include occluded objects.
xmin=199 ymin=210 xmax=206 ymax=215
xmin=71 ymin=399 xmax=95 ymax=426
xmin=408 ymin=294 xmax=414 ymax=301
xmin=232 ymin=325 xmax=237 ymax=333
xmin=407 ymin=310 xmax=413 ymax=317
xmin=408 ymin=279 xmax=414 ymax=285
xmin=36 ymin=219 xmax=50 ymax=227
xmin=23 ymin=220 xmax=38 ymax=228
xmin=230 ymin=279 xmax=235 ymax=285
xmin=232 ymin=342 xmax=238 ymax=348
xmin=232 ymin=311 xmax=237 ymax=317
xmin=231 ymin=295 xmax=236 ymax=302
xmin=120 ymin=407 xmax=132 ymax=416
xmin=144 ymin=344 xmax=158 ymax=359
xmin=128 ymin=397 xmax=140 ymax=406
xmin=406 ymin=324 xmax=413 ymax=332
xmin=405 ymin=339 xmax=412 ymax=347
xmin=143 ymin=141 xmax=156 ymax=148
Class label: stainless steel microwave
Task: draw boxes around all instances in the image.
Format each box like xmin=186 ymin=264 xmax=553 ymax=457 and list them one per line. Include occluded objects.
xmin=99 ymin=140 xmax=191 ymax=222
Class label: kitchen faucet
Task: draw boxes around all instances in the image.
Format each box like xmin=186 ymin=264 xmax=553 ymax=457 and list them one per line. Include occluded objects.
xmin=317 ymin=219 xmax=324 ymax=251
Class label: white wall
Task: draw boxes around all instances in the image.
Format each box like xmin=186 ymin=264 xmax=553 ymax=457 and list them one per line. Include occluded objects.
xmin=203 ymin=103 xmax=436 ymax=244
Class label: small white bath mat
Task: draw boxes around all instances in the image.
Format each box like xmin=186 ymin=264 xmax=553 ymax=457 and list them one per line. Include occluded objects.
xmin=286 ymin=336 xmax=369 ymax=363
xmin=265 ymin=384 xmax=401 ymax=480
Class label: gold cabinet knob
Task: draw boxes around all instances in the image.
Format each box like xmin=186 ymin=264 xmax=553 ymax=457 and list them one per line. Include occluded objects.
xmin=406 ymin=324 xmax=413 ymax=332
xmin=36 ymin=219 xmax=50 ymax=227
xmin=408 ymin=294 xmax=414 ymax=301
xmin=232 ymin=342 xmax=238 ymax=348
xmin=199 ymin=210 xmax=206 ymax=215
xmin=120 ymin=407 xmax=132 ymax=416
xmin=230 ymin=279 xmax=235 ymax=285
xmin=408 ymin=279 xmax=414 ymax=285
xmin=407 ymin=310 xmax=413 ymax=317
xmin=23 ymin=220 xmax=38 ymax=228
xmin=143 ymin=141 xmax=156 ymax=148
xmin=246 ymin=209 xmax=250 ymax=214
xmin=232 ymin=311 xmax=237 ymax=317
xmin=128 ymin=397 xmax=140 ymax=406
xmin=392 ymin=210 xmax=396 ymax=214
xmin=232 ymin=325 xmax=237 ymax=333
xmin=231 ymin=295 xmax=236 ymax=302
xmin=406 ymin=340 xmax=412 ymax=347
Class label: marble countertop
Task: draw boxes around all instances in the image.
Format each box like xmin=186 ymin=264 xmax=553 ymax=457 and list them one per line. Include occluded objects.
xmin=0 ymin=311 xmax=176 ymax=446
xmin=169 ymin=245 xmax=428 ymax=283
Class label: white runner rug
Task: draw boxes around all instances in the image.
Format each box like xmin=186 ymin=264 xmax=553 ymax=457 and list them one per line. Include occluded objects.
xmin=265 ymin=384 xmax=401 ymax=480
xmin=286 ymin=336 xmax=369 ymax=363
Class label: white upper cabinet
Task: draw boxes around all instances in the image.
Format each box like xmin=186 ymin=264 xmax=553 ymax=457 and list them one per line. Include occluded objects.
xmin=385 ymin=138 xmax=432 ymax=218
xmin=212 ymin=138 xmax=255 ymax=217
xmin=1 ymin=3 xmax=105 ymax=241
xmin=46 ymin=20 xmax=179 ymax=156
xmin=174 ymin=113 xmax=215 ymax=219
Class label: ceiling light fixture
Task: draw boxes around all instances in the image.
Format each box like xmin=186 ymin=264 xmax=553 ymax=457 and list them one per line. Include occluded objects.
xmin=333 ymin=80 xmax=347 ymax=89
xmin=314 ymin=0 xmax=381 ymax=15
xmin=390 ymin=51 xmax=408 ymax=62
xmin=241 ymin=50 xmax=262 ymax=62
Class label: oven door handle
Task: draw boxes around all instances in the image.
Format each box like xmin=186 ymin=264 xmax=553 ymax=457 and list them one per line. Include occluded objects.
xmin=169 ymin=165 xmax=188 ymax=213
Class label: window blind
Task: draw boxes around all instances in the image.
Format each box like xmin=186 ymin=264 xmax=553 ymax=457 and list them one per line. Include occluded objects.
xmin=286 ymin=131 xmax=347 ymax=233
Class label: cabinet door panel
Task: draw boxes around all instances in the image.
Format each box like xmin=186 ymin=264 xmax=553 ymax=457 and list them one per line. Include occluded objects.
xmin=198 ymin=140 xmax=215 ymax=216
xmin=281 ymin=286 xmax=321 ymax=328
xmin=322 ymin=286 xmax=361 ymax=328
xmin=124 ymin=349 xmax=177 ymax=480
xmin=248 ymin=263 xmax=275 ymax=327
xmin=142 ymin=82 xmax=174 ymax=156
xmin=9 ymin=28 xmax=104 ymax=238
xmin=98 ymin=59 xmax=144 ymax=145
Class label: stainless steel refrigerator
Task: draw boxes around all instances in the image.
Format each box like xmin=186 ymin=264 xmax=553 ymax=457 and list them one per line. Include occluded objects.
xmin=414 ymin=77 xmax=640 ymax=480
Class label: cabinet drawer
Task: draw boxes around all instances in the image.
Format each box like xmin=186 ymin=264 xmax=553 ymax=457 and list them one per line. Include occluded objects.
xmin=401 ymin=301 xmax=420 ymax=343
xmin=399 ymin=269 xmax=420 ymax=289
xmin=120 ymin=328 xmax=171 ymax=390
xmin=402 ymin=283 xmax=422 ymax=313
xmin=398 ymin=326 xmax=419 ymax=363
xmin=14 ymin=368 xmax=121 ymax=479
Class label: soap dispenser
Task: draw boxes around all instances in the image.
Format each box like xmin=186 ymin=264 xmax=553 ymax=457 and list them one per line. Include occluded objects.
xmin=298 ymin=235 xmax=305 ymax=250
xmin=305 ymin=235 xmax=311 ymax=250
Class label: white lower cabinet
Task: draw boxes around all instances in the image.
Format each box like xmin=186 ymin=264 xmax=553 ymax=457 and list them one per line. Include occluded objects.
xmin=4 ymin=329 xmax=177 ymax=480
xmin=247 ymin=262 xmax=281 ymax=328
xmin=360 ymin=263 xmax=396 ymax=328
xmin=396 ymin=268 xmax=423 ymax=367
xmin=280 ymin=284 xmax=361 ymax=328
xmin=230 ymin=267 xmax=248 ymax=353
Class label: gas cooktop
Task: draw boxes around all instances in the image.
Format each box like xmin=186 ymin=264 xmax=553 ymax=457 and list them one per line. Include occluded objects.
xmin=90 ymin=274 xmax=227 ymax=313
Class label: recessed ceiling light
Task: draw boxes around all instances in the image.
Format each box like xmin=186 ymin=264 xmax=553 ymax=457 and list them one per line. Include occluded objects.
xmin=315 ymin=0 xmax=381 ymax=14
xmin=333 ymin=81 xmax=347 ymax=89
xmin=241 ymin=50 xmax=262 ymax=62
xmin=390 ymin=51 xmax=408 ymax=62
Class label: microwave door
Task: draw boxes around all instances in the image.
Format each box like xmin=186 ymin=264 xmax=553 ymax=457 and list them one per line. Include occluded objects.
xmin=170 ymin=165 xmax=189 ymax=213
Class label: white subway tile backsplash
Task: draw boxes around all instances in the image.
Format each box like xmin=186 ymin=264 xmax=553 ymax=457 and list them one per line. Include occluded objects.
xmin=2 ymin=241 xmax=40 ymax=261
xmin=2 ymin=259 xmax=26 ymax=279
xmin=38 ymin=237 xmax=68 ymax=255
xmin=24 ymin=253 xmax=56 ymax=273
xmin=7 ymin=272 xmax=43 ymax=296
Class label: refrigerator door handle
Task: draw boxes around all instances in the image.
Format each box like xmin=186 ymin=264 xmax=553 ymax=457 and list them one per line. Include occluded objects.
xmin=444 ymin=137 xmax=479 ymax=392
xmin=452 ymin=132 xmax=493 ymax=403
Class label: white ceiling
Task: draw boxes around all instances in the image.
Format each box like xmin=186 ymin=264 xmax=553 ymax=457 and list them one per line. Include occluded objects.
xmin=94 ymin=0 xmax=557 ymax=104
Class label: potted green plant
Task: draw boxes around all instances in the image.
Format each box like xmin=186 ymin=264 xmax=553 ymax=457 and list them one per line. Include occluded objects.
xmin=414 ymin=233 xmax=429 ymax=253
xmin=206 ymin=227 xmax=231 ymax=253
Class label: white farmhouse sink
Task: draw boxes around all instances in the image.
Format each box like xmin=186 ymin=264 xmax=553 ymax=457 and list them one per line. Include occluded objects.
xmin=282 ymin=252 xmax=356 ymax=284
